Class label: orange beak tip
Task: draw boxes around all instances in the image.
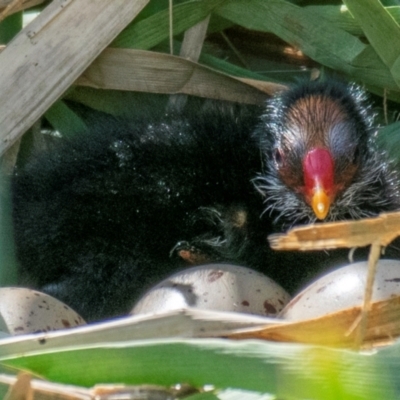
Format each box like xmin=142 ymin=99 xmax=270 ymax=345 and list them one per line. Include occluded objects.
xmin=311 ymin=189 xmax=331 ymax=220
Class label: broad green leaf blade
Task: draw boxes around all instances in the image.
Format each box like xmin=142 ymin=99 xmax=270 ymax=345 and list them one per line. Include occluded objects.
xmin=199 ymin=52 xmax=282 ymax=83
xmin=344 ymin=0 xmax=400 ymax=89
xmin=350 ymin=45 xmax=398 ymax=90
xmin=0 ymin=12 xmax=22 ymax=44
xmin=0 ymin=339 xmax=280 ymax=391
xmin=1 ymin=338 xmax=400 ymax=400
xmin=387 ymin=6 xmax=400 ymax=28
xmin=44 ymin=101 xmax=88 ymax=137
xmin=377 ymin=121 xmax=400 ymax=165
xmin=132 ymin=0 xmax=187 ymax=24
xmin=207 ymin=14 xmax=234 ymax=34
xmin=307 ymin=5 xmax=400 ymax=37
xmin=215 ymin=0 xmax=398 ymax=91
xmin=306 ymin=5 xmax=361 ymax=36
xmin=112 ymin=0 xmax=226 ymax=50
xmin=215 ymin=0 xmax=365 ymax=69
xmin=156 ymin=41 xmax=287 ymax=83
xmin=344 ymin=0 xmax=400 ymax=69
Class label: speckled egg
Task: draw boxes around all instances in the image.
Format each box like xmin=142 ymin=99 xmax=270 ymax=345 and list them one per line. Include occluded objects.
xmin=0 ymin=287 xmax=86 ymax=336
xmin=131 ymin=264 xmax=291 ymax=316
xmin=281 ymin=259 xmax=400 ymax=321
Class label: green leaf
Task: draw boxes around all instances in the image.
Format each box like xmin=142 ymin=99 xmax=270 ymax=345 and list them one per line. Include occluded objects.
xmin=215 ymin=0 xmax=398 ymax=91
xmin=344 ymin=0 xmax=400 ymax=69
xmin=307 ymin=5 xmax=400 ymax=37
xmin=199 ymin=52 xmax=280 ymax=83
xmin=44 ymin=100 xmax=88 ymax=137
xmin=215 ymin=0 xmax=364 ymax=68
xmin=155 ymin=40 xmax=284 ymax=83
xmin=112 ymin=0 xmax=227 ymax=50
xmin=344 ymin=0 xmax=400 ymax=89
xmin=306 ymin=5 xmax=361 ymax=36
xmin=350 ymin=45 xmax=398 ymax=90
xmin=133 ymin=0 xmax=189 ymax=23
xmin=0 ymin=12 xmax=22 ymax=44
xmin=377 ymin=121 xmax=400 ymax=164
xmin=207 ymin=14 xmax=234 ymax=34
xmin=1 ymin=338 xmax=400 ymax=399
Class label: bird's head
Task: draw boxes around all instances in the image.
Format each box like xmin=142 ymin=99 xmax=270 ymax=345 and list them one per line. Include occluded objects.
xmin=254 ymin=80 xmax=399 ymax=228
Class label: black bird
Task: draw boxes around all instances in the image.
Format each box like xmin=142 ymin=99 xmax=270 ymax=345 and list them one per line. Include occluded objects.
xmin=11 ymin=79 xmax=400 ymax=321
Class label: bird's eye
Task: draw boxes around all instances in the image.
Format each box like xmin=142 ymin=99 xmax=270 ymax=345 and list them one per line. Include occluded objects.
xmin=273 ymin=148 xmax=284 ymax=167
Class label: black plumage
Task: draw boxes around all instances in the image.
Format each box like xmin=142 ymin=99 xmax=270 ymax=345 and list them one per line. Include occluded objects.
xmin=11 ymin=80 xmax=400 ymax=321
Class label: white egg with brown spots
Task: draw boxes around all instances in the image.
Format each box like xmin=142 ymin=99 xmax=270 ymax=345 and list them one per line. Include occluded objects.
xmin=131 ymin=264 xmax=290 ymax=316
xmin=281 ymin=259 xmax=400 ymax=321
xmin=0 ymin=287 xmax=85 ymax=336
